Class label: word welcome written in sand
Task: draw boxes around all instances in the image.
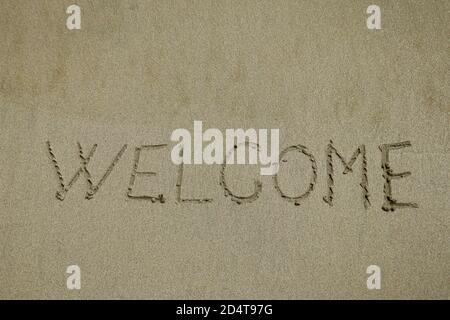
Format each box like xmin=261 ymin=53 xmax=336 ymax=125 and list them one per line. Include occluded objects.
xmin=46 ymin=140 xmax=418 ymax=212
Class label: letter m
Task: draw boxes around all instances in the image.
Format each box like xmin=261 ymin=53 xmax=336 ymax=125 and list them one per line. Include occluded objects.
xmin=323 ymin=140 xmax=370 ymax=208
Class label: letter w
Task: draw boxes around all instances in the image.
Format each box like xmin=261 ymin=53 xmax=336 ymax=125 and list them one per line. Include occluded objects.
xmin=47 ymin=141 xmax=127 ymax=200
